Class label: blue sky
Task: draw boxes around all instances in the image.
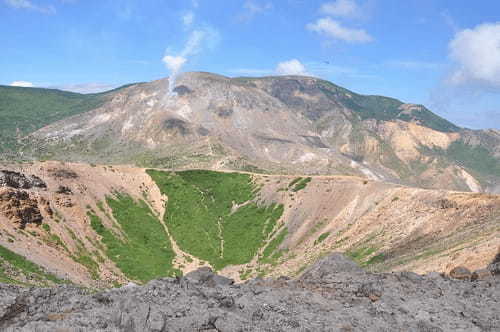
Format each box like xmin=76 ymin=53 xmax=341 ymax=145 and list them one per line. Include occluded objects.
xmin=1 ymin=0 xmax=499 ymax=129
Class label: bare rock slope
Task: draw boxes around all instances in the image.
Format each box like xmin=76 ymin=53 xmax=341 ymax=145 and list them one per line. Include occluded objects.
xmin=0 ymin=254 xmax=498 ymax=331
xmin=26 ymin=72 xmax=500 ymax=193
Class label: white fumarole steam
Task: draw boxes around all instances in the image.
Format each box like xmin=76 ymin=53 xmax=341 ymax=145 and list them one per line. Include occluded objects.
xmin=162 ymin=29 xmax=210 ymax=95
xmin=162 ymin=55 xmax=187 ymax=94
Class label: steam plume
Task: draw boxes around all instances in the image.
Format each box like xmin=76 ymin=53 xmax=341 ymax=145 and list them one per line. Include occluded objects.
xmin=163 ymin=17 xmax=220 ymax=95
xmin=162 ymin=55 xmax=187 ymax=94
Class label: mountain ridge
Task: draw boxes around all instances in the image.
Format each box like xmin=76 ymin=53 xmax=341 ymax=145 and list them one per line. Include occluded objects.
xmin=2 ymin=72 xmax=499 ymax=193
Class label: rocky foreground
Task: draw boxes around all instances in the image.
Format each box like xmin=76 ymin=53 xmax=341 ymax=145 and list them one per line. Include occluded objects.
xmin=0 ymin=254 xmax=498 ymax=331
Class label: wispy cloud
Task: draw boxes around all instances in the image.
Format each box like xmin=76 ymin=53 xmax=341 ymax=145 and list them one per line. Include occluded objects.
xmin=307 ymin=17 xmax=373 ymax=43
xmin=4 ymin=0 xmax=56 ymax=14
xmin=182 ymin=11 xmax=195 ymax=27
xmin=163 ymin=1 xmax=221 ymax=94
xmin=320 ymin=0 xmax=360 ymax=19
xmin=237 ymin=0 xmax=273 ymax=22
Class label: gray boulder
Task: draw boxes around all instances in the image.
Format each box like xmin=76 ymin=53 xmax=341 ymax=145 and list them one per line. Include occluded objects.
xmin=299 ymin=253 xmax=365 ymax=282
xmin=183 ymin=267 xmax=234 ymax=287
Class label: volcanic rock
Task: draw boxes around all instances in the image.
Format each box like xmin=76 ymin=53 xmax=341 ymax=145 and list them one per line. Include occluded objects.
xmin=0 ymin=254 xmax=497 ymax=331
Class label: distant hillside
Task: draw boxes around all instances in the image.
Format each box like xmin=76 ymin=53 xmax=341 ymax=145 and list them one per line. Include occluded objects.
xmin=2 ymin=72 xmax=499 ymax=192
xmin=0 ymin=84 xmax=136 ymax=155
xmin=237 ymin=76 xmax=461 ymax=133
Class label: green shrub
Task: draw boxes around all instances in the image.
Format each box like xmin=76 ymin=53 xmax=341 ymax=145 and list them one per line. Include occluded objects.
xmin=292 ymin=177 xmax=312 ymax=192
xmin=314 ymin=232 xmax=330 ymax=245
xmin=0 ymin=244 xmax=63 ymax=284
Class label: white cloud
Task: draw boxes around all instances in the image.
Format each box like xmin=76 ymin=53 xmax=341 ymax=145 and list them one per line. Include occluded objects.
xmin=4 ymin=0 xmax=56 ymax=14
xmin=275 ymin=59 xmax=309 ymax=76
xmin=447 ymin=22 xmax=500 ymax=89
xmin=307 ymin=17 xmax=373 ymax=43
xmin=182 ymin=11 xmax=195 ymax=27
xmin=10 ymin=81 xmax=34 ymax=87
xmin=52 ymin=83 xmax=119 ymax=94
xmin=238 ymin=0 xmax=273 ymax=22
xmin=320 ymin=0 xmax=359 ymax=18
xmin=229 ymin=60 xmax=377 ymax=80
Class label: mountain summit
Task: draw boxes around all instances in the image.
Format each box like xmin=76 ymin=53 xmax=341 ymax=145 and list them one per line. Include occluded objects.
xmin=3 ymin=72 xmax=499 ymax=192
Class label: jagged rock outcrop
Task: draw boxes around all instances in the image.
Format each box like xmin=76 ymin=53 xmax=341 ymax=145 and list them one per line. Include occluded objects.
xmin=0 ymin=189 xmax=44 ymax=228
xmin=0 ymin=254 xmax=498 ymax=331
xmin=0 ymin=171 xmax=46 ymax=190
xmin=0 ymin=171 xmax=49 ymax=228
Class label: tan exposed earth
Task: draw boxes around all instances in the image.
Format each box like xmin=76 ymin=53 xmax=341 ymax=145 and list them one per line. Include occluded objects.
xmin=0 ymin=161 xmax=498 ymax=287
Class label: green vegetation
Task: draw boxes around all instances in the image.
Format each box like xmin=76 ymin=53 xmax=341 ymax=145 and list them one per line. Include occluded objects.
xmin=446 ymin=141 xmax=500 ymax=177
xmin=318 ymin=79 xmax=460 ymax=132
xmin=0 ymin=244 xmax=63 ymax=285
xmin=261 ymin=228 xmax=288 ymax=264
xmin=0 ymin=86 xmax=109 ymax=154
xmin=285 ymin=177 xmax=312 ymax=192
xmin=314 ymin=232 xmax=330 ymax=245
xmin=297 ymin=219 xmax=328 ymax=245
xmin=147 ymin=170 xmax=284 ymax=270
xmin=64 ymin=225 xmax=100 ymax=280
xmin=346 ymin=246 xmax=377 ymax=264
xmin=72 ymin=250 xmax=100 ymax=280
xmin=364 ymin=253 xmax=386 ymax=266
xmin=288 ymin=177 xmax=303 ymax=188
xmin=47 ymin=234 xmax=68 ymax=251
xmin=89 ymin=194 xmax=178 ymax=282
xmin=291 ymin=177 xmax=312 ymax=192
xmin=239 ymin=269 xmax=253 ymax=280
xmin=397 ymin=107 xmax=460 ymax=133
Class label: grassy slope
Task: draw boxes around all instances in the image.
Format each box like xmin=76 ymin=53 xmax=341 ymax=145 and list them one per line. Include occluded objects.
xmin=0 ymin=244 xmax=64 ymax=285
xmin=318 ymin=80 xmax=460 ymax=133
xmin=445 ymin=141 xmax=500 ymax=177
xmin=89 ymin=193 xmax=178 ymax=283
xmin=0 ymin=85 xmax=137 ymax=154
xmin=147 ymin=170 xmax=284 ymax=270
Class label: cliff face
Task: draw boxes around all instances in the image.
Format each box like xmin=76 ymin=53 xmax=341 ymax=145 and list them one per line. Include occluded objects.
xmin=23 ymin=72 xmax=500 ymax=193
